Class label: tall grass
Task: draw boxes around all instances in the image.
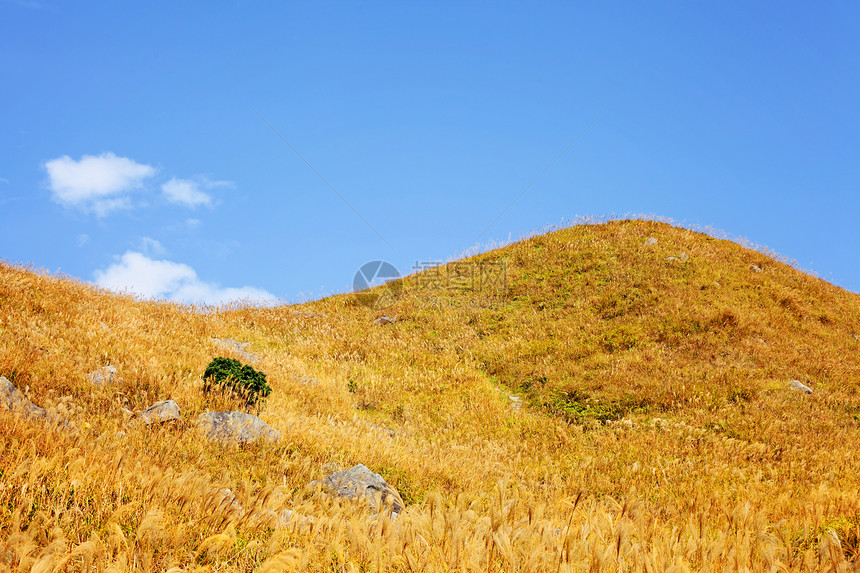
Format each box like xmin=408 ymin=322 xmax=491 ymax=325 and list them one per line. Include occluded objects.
xmin=1 ymin=219 xmax=859 ymax=571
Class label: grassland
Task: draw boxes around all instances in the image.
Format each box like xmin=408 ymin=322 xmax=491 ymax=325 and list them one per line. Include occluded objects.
xmin=1 ymin=219 xmax=859 ymax=571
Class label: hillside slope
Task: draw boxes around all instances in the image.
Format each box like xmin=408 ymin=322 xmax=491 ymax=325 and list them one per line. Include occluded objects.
xmin=1 ymin=219 xmax=859 ymax=571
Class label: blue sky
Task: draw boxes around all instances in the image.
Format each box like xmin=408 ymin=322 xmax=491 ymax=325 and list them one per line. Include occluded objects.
xmin=2 ymin=1 xmax=859 ymax=304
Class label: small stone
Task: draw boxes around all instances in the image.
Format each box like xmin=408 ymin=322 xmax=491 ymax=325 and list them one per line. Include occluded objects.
xmin=750 ymin=265 xmax=762 ymax=273
xmin=99 ymin=322 xmax=111 ymax=333
xmin=89 ymin=365 xmax=121 ymax=386
xmin=666 ymin=257 xmax=678 ymax=262
xmin=644 ymin=237 xmax=658 ymax=247
xmin=197 ymin=411 xmax=280 ymax=444
xmin=292 ymin=376 xmax=319 ymax=386
xmin=1 ymin=376 xmax=47 ymax=420
xmin=310 ymin=464 xmax=404 ymax=514
xmin=365 ymin=422 xmax=396 ymax=437
xmin=213 ymin=338 xmax=260 ymax=363
xmin=140 ymin=400 xmax=181 ymax=424
xmin=509 ymin=396 xmax=523 ymax=410
xmin=374 ymin=316 xmax=396 ymax=325
xmin=789 ymin=380 xmax=813 ymax=394
xmin=679 ymin=253 xmax=689 ymax=262
xmin=211 ymin=487 xmax=245 ymax=515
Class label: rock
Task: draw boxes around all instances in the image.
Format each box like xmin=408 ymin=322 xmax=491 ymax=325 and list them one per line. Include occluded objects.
xmin=789 ymin=380 xmax=813 ymax=394
xmin=374 ymin=316 xmax=396 ymax=326
xmin=667 ymin=253 xmax=688 ymax=263
xmin=1 ymin=376 xmax=47 ymax=420
xmin=213 ymin=337 xmax=260 ymax=363
xmin=211 ymin=487 xmax=245 ymax=515
xmin=89 ymin=365 xmax=121 ymax=386
xmin=140 ymin=400 xmax=181 ymax=424
xmin=365 ymin=422 xmax=396 ymax=437
xmin=271 ymin=508 xmax=315 ymax=527
xmin=750 ymin=264 xmax=762 ymax=273
xmin=666 ymin=257 xmax=678 ymax=262
xmin=197 ymin=411 xmax=280 ymax=444
xmin=679 ymin=253 xmax=689 ymax=262
xmin=292 ymin=376 xmax=319 ymax=386
xmin=509 ymin=396 xmax=523 ymax=410
xmin=851 ymin=334 xmax=858 ymax=341
xmin=311 ymin=464 xmax=404 ymax=514
xmin=644 ymin=237 xmax=658 ymax=247
xmin=99 ymin=322 xmax=111 ymax=333
xmin=277 ymin=508 xmax=295 ymax=525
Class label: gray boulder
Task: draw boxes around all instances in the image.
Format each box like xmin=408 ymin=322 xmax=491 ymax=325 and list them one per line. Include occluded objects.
xmin=373 ymin=316 xmax=396 ymax=326
xmin=311 ymin=464 xmax=404 ymax=514
xmin=197 ymin=411 xmax=280 ymax=444
xmin=750 ymin=264 xmax=763 ymax=273
xmin=213 ymin=337 xmax=260 ymax=363
xmin=644 ymin=237 xmax=658 ymax=247
xmin=140 ymin=400 xmax=181 ymax=424
xmin=1 ymin=376 xmax=47 ymax=420
xmin=364 ymin=422 xmax=396 ymax=437
xmin=89 ymin=365 xmax=121 ymax=386
xmin=789 ymin=380 xmax=813 ymax=394
xmin=211 ymin=487 xmax=244 ymax=515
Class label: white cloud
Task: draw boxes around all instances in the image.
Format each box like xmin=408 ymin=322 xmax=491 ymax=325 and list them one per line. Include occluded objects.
xmin=161 ymin=176 xmax=231 ymax=208
xmin=44 ymin=152 xmax=156 ymax=215
xmin=140 ymin=237 xmax=165 ymax=255
xmin=161 ymin=178 xmax=212 ymax=207
xmin=0 ymin=178 xmax=9 ymax=184
xmin=94 ymin=251 xmax=278 ymax=306
xmin=77 ymin=234 xmax=89 ymax=247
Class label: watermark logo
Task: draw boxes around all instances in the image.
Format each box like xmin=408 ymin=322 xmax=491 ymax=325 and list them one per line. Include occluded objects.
xmin=353 ymin=260 xmax=402 ymax=309
xmin=412 ymin=260 xmax=507 ymax=293
xmin=412 ymin=260 xmax=508 ymax=309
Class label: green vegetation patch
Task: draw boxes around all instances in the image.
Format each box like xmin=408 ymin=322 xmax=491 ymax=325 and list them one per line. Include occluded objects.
xmin=203 ymin=357 xmax=271 ymax=406
xmin=552 ymin=389 xmax=650 ymax=424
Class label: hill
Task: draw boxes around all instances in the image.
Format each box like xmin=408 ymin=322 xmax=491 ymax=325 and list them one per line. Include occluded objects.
xmin=1 ymin=219 xmax=859 ymax=571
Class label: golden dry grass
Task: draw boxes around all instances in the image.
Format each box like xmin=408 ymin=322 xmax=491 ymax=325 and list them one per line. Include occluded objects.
xmin=1 ymin=219 xmax=860 ymax=571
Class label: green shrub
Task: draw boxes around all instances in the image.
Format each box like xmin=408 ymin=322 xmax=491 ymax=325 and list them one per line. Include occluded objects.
xmin=203 ymin=357 xmax=271 ymax=405
xmin=552 ymin=389 xmax=650 ymax=424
